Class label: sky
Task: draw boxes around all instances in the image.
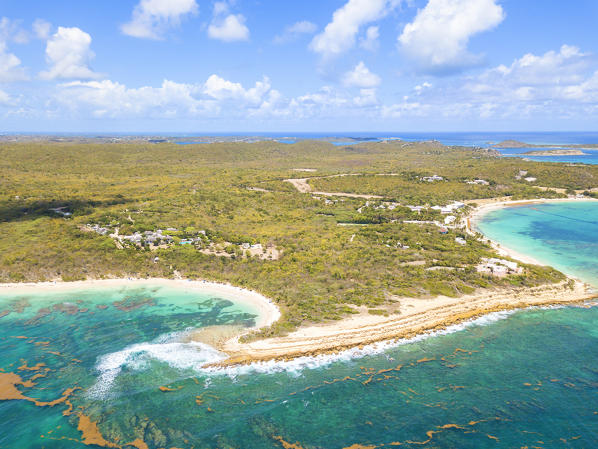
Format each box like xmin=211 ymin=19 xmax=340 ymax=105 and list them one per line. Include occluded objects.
xmin=0 ymin=0 xmax=597 ymax=133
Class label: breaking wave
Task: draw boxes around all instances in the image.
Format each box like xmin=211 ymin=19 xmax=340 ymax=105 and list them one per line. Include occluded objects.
xmin=87 ymin=330 xmax=227 ymax=398
xmin=89 ymin=307 xmax=539 ymax=397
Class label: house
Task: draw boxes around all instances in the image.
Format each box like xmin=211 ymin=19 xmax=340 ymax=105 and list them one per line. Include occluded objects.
xmin=439 ymin=227 xmax=448 ymax=234
xmin=89 ymin=224 xmax=109 ymax=235
xmin=455 ymin=237 xmax=466 ymax=245
xmin=123 ymin=233 xmax=143 ymax=244
xmin=466 ymin=179 xmax=489 ymax=185
xmin=49 ymin=207 xmax=72 ymax=217
xmin=421 ymin=175 xmax=444 ymax=182
xmin=432 ymin=201 xmax=465 ymax=214
xmin=444 ymin=215 xmax=457 ymax=225
xmin=477 ymin=258 xmax=523 ymax=276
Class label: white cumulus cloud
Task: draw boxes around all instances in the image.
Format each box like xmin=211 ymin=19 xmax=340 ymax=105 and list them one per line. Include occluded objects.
xmin=54 ymin=75 xmax=280 ymax=119
xmin=0 ymin=88 xmax=11 ymax=105
xmin=399 ymin=0 xmax=505 ymax=73
xmin=0 ymin=18 xmax=28 ymax=82
xmin=0 ymin=42 xmax=26 ymax=82
xmin=456 ymin=45 xmax=598 ymax=108
xmin=359 ymin=26 xmax=380 ymax=51
xmin=39 ymin=27 xmax=100 ymax=80
xmin=342 ymin=61 xmax=381 ymax=88
xmin=311 ymin=0 xmax=400 ymax=58
xmin=121 ymin=0 xmax=198 ymax=39
xmin=274 ymin=21 xmax=317 ymax=44
xmin=208 ymin=14 xmax=249 ymax=42
xmin=33 ymin=19 xmax=52 ymax=40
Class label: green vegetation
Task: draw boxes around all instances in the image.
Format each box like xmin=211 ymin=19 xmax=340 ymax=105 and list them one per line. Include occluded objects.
xmin=1 ymin=139 xmax=592 ymax=337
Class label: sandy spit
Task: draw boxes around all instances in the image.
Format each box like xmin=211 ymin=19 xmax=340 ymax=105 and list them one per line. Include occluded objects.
xmin=214 ymin=280 xmax=595 ymax=366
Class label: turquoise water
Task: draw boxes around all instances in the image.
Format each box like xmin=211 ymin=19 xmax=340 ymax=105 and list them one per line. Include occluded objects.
xmin=2 ymin=202 xmax=598 ymax=448
xmin=498 ymin=147 xmax=598 ymax=165
xmin=477 ymin=201 xmax=598 ymax=286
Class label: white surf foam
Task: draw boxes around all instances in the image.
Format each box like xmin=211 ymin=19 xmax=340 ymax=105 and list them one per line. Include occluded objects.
xmin=87 ymin=330 xmax=227 ymax=398
xmin=89 ymin=306 xmax=548 ymax=391
xmin=201 ymin=309 xmax=521 ymax=377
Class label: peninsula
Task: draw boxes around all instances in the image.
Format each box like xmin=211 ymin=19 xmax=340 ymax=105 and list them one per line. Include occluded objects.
xmin=1 ymin=137 xmax=597 ymax=363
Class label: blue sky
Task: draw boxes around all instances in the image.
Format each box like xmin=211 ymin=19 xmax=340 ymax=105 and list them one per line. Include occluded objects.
xmin=1 ymin=0 xmax=597 ymax=132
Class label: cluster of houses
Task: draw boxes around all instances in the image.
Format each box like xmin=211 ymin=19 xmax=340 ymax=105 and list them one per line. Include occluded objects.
xmin=477 ymin=258 xmax=523 ymax=277
xmin=358 ymin=201 xmax=399 ymax=213
xmin=87 ymin=224 xmax=110 ymax=235
xmin=83 ymin=224 xmax=280 ymax=260
xmin=122 ymin=229 xmax=177 ymax=246
xmin=358 ymin=201 xmax=465 ymax=216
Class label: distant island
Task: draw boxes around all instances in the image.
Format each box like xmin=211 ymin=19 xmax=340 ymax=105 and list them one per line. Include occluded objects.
xmin=492 ymin=140 xmax=537 ymax=148
xmin=492 ymin=139 xmax=598 ymax=150
xmin=523 ymin=149 xmax=587 ymax=156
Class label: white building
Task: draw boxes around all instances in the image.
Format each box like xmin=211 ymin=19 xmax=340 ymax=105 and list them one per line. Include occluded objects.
xmin=421 ymin=175 xmax=444 ymax=182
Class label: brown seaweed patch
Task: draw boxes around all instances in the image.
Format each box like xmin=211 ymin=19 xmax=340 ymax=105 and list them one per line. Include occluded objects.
xmin=126 ymin=438 xmax=149 ymax=449
xmin=18 ymin=361 xmax=46 ymax=371
xmin=195 ymin=392 xmax=219 ymax=406
xmin=96 ymin=304 xmax=109 ymax=310
xmin=0 ymin=372 xmax=33 ymax=401
xmin=77 ymin=414 xmax=120 ymax=448
xmin=0 ymin=372 xmax=80 ymax=410
xmin=272 ymin=435 xmax=306 ymax=449
xmin=113 ymin=297 xmax=156 ymax=312
xmin=487 ymin=434 xmax=499 ymax=441
xmin=416 ymin=357 xmax=435 ymax=364
xmin=0 ymin=310 xmax=10 ymax=318
xmin=343 ymin=445 xmax=377 ymax=449
xmin=39 ymin=387 xmax=80 ymax=407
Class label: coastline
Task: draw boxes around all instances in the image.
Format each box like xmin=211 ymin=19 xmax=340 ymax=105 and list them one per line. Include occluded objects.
xmin=213 ymin=197 xmax=597 ymax=365
xmin=0 ymin=278 xmax=281 ymax=330
xmin=215 ymin=280 xmax=594 ymax=366
xmin=466 ymin=197 xmax=598 ymax=267
xmin=1 ymin=197 xmax=596 ymax=367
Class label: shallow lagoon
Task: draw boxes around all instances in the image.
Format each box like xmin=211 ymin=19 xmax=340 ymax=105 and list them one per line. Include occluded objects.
xmin=1 ymin=202 xmax=598 ymax=448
